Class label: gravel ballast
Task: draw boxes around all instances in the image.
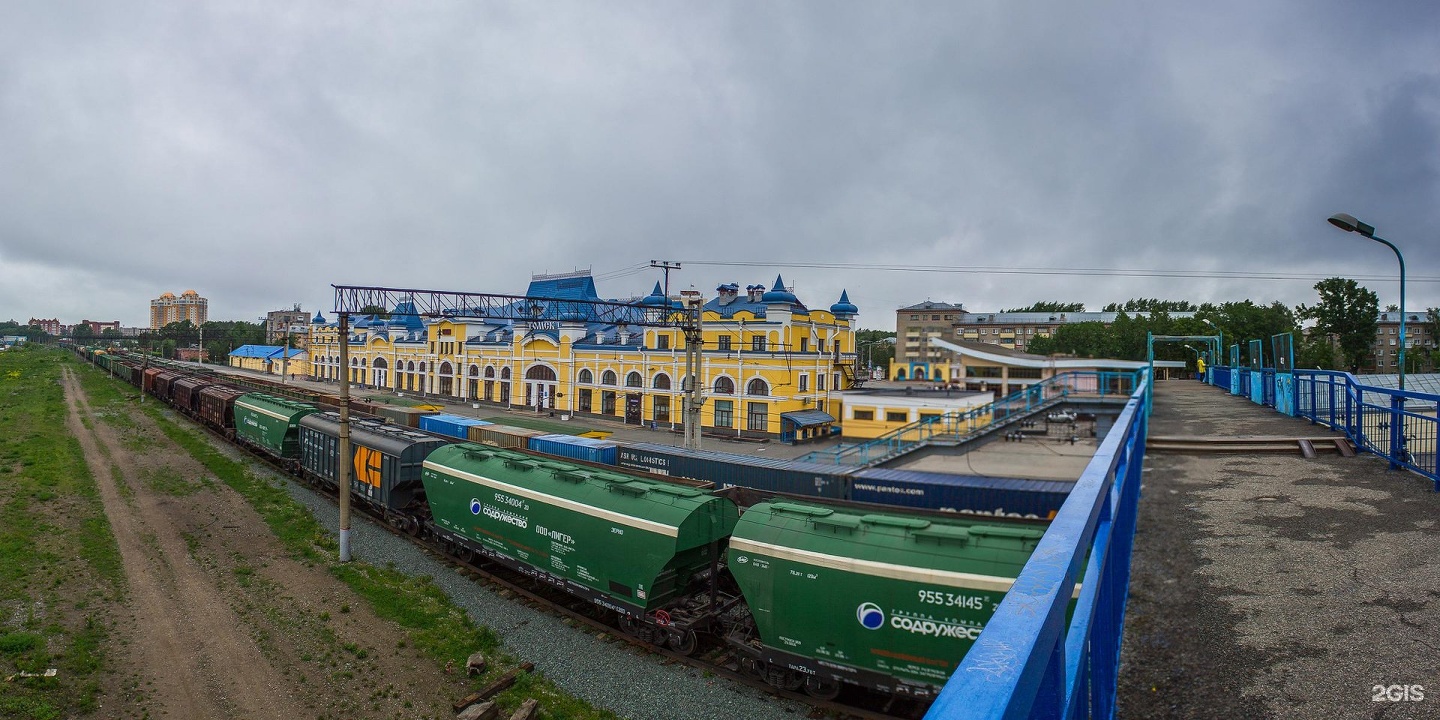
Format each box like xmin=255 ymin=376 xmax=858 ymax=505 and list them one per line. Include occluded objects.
xmin=273 ymin=472 xmax=809 ymax=720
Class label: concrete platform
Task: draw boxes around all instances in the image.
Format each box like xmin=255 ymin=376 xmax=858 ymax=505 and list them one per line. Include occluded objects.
xmin=1119 ymin=380 xmax=1440 ymax=719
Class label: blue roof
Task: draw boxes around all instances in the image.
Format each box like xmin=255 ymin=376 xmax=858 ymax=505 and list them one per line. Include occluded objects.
xmin=779 ymin=409 xmax=837 ymax=427
xmin=230 ymin=345 xmax=304 ymax=359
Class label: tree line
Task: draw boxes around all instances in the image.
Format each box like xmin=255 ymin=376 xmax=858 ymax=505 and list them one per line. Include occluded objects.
xmin=1006 ymin=278 xmax=1440 ymax=373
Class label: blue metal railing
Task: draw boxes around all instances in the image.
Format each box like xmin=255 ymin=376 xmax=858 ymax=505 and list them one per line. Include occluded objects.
xmin=924 ymin=371 xmax=1150 ymax=720
xmin=1295 ymin=370 xmax=1439 ymax=490
xmin=803 ymin=371 xmax=1138 ymax=466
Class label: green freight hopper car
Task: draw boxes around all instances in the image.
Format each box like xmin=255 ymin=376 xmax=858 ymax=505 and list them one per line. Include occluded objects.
xmin=422 ymin=445 xmax=739 ymax=650
xmin=727 ymin=502 xmax=1050 ymax=700
xmin=234 ymin=393 xmax=319 ymax=458
xmin=299 ymin=412 xmax=449 ymax=516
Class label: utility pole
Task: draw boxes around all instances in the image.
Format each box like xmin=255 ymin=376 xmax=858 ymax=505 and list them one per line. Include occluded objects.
xmin=337 ymin=312 xmax=353 ymax=563
xmin=650 ymin=260 xmax=681 ymax=297
xmin=198 ymin=323 xmax=204 ymax=365
xmin=680 ymin=290 xmax=704 ymax=450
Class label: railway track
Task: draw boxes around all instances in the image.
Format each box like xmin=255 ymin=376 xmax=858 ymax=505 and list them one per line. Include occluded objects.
xmin=137 ymin=378 xmax=923 ymax=720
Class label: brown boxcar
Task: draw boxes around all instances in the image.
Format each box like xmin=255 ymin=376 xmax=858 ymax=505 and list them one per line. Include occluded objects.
xmin=152 ymin=371 xmax=182 ymax=403
xmin=142 ymin=367 xmax=164 ymax=394
xmin=373 ymin=405 xmax=437 ymax=428
xmin=172 ymin=377 xmax=216 ymax=416
xmin=473 ymin=424 xmax=547 ymax=449
xmin=198 ymin=386 xmax=247 ymax=433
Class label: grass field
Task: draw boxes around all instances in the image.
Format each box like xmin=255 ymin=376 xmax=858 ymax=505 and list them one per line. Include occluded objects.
xmin=0 ymin=346 xmax=124 ymax=719
xmin=83 ymin=351 xmax=618 ymax=719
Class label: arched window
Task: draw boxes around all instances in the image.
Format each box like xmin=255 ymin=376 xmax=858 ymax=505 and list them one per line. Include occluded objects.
xmin=526 ymin=365 xmax=557 ymax=381
xmin=484 ymin=366 xmax=496 ymax=378
xmin=747 ymin=378 xmax=769 ymax=396
xmin=373 ymin=357 xmax=388 ymax=369
xmin=501 ymin=367 xmax=511 ymax=379
xmin=602 ymin=370 xmax=617 ymax=385
xmin=578 ymin=369 xmax=594 ymax=384
xmin=653 ymin=373 xmax=671 ymax=390
xmin=469 ymin=364 xmax=479 ymax=377
xmin=896 ymin=368 xmax=908 ymax=380
xmin=407 ymin=360 xmax=416 ymax=372
xmin=626 ymin=372 xmax=643 ymax=388
xmin=440 ymin=361 xmax=453 ymax=375
xmin=712 ymin=377 xmax=735 ymax=395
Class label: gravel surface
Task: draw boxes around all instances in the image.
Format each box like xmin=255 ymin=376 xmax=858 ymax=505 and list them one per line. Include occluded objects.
xmin=269 ymin=471 xmax=809 ymax=720
xmin=1120 ymin=381 xmax=1440 ymax=720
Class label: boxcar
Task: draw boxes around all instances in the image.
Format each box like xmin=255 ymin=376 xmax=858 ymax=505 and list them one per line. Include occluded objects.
xmin=727 ymin=501 xmax=1048 ymax=698
xmin=848 ymin=468 xmax=1072 ymax=520
xmin=152 ymin=371 xmax=181 ymax=403
xmin=234 ymin=393 xmax=319 ymax=459
xmin=198 ymin=386 xmax=248 ymax=433
xmin=616 ymin=442 xmax=850 ymax=499
xmin=172 ymin=377 xmax=215 ymax=416
xmin=298 ymin=412 xmax=449 ymax=513
xmin=373 ymin=405 xmax=437 ymax=427
xmin=417 ymin=413 xmax=492 ymax=441
xmin=474 ymin=424 xmax=547 ymax=449
xmin=142 ymin=367 xmax=164 ymax=395
xmin=527 ymin=434 xmax=619 ymax=465
xmin=422 ymin=444 xmax=738 ymax=618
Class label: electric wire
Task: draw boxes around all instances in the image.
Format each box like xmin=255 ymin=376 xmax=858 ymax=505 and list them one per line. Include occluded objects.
xmin=674 ymin=260 xmax=1440 ymax=284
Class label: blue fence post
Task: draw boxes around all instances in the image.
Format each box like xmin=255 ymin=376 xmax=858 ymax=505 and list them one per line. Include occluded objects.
xmin=1389 ymin=395 xmax=1403 ymax=470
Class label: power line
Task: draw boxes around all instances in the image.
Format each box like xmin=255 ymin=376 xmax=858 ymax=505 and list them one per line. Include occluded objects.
xmin=674 ymin=260 xmax=1440 ymax=284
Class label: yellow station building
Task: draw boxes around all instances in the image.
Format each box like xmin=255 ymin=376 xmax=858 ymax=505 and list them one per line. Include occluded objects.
xmin=307 ymin=273 xmax=861 ymax=440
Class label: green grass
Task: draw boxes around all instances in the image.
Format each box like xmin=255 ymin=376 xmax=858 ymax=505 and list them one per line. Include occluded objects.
xmin=141 ymin=465 xmax=207 ymax=496
xmin=133 ymin=372 xmax=620 ymax=719
xmin=0 ymin=347 xmax=125 ymax=718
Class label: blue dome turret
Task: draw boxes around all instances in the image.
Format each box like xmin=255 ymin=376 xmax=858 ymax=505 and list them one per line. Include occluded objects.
xmin=313 ymin=310 xmax=326 ymax=323
xmin=761 ymin=275 xmax=799 ymax=305
xmin=830 ymin=290 xmax=858 ymax=317
xmin=642 ymin=282 xmax=669 ymax=307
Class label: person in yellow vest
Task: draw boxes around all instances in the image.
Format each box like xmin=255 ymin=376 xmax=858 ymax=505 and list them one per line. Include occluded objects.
xmin=1196 ymin=356 xmax=1207 ymax=381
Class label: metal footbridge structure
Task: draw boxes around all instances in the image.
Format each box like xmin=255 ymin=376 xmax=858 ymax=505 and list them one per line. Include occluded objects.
xmin=925 ymin=339 xmax=1438 ymax=719
xmin=800 ymin=371 xmax=1140 ymax=467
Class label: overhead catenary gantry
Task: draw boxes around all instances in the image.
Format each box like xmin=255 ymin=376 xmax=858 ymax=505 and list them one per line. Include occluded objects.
xmin=327 ymin=283 xmax=707 ymax=562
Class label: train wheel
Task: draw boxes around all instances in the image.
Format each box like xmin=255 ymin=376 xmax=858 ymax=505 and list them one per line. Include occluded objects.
xmin=668 ymin=630 xmax=698 ymax=656
xmin=804 ymin=676 xmax=841 ymax=701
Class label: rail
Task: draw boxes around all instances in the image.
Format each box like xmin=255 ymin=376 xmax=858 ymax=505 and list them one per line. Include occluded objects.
xmin=1294 ymin=370 xmax=1439 ymax=490
xmin=802 ymin=371 xmax=1139 ymax=467
xmin=924 ymin=370 xmax=1150 ymax=719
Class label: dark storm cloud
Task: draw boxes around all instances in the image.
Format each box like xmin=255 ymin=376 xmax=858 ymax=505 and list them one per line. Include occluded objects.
xmin=1 ymin=1 xmax=1438 ymax=328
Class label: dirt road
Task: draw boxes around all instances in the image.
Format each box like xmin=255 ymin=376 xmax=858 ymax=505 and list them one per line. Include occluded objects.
xmin=60 ymin=368 xmax=454 ymax=718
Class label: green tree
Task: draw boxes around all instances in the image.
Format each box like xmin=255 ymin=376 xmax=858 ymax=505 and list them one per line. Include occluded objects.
xmin=855 ymin=329 xmax=896 ymax=376
xmin=1297 ymin=278 xmax=1378 ymax=373
xmin=1102 ymin=298 xmax=1198 ymax=313
xmin=359 ymin=304 xmax=391 ymax=319
xmin=71 ymin=324 xmax=94 ymax=340
xmin=1001 ymin=301 xmax=1086 ymax=313
xmin=1025 ymin=321 xmax=1119 ymax=358
xmin=1295 ymin=332 xmax=1339 ymax=370
xmin=101 ymin=327 xmax=121 ymax=339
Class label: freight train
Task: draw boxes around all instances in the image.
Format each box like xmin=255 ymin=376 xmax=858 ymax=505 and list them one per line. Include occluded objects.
xmin=74 ymin=347 xmax=1067 ymax=702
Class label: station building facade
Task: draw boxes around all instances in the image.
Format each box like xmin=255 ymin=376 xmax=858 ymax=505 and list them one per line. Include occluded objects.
xmin=307 ymin=272 xmax=861 ymax=438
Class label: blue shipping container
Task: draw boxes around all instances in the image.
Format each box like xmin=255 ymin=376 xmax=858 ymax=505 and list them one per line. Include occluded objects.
xmin=615 ymin=442 xmax=848 ymax=499
xmin=849 ymin=467 xmax=1071 ymax=519
xmin=528 ymin=434 xmax=620 ymax=465
xmin=419 ymin=414 xmax=494 ymax=440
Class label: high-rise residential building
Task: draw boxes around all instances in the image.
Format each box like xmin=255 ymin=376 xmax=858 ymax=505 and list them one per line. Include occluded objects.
xmin=150 ymin=290 xmax=208 ymax=329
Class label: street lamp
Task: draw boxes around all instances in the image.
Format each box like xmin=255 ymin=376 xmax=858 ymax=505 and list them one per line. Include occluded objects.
xmin=1328 ymin=213 xmax=1406 ymax=391
xmin=1201 ymin=318 xmax=1223 ymax=363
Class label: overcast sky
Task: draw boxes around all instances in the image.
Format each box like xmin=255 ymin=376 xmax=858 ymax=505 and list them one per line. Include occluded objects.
xmin=3 ymin=1 xmax=1438 ymax=331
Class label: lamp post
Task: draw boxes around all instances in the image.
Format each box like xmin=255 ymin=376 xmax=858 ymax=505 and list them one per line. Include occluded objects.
xmin=1327 ymin=213 xmax=1406 ymax=391
xmin=1202 ymin=318 xmax=1223 ymax=365
xmin=1329 ymin=212 xmax=1409 ymax=470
